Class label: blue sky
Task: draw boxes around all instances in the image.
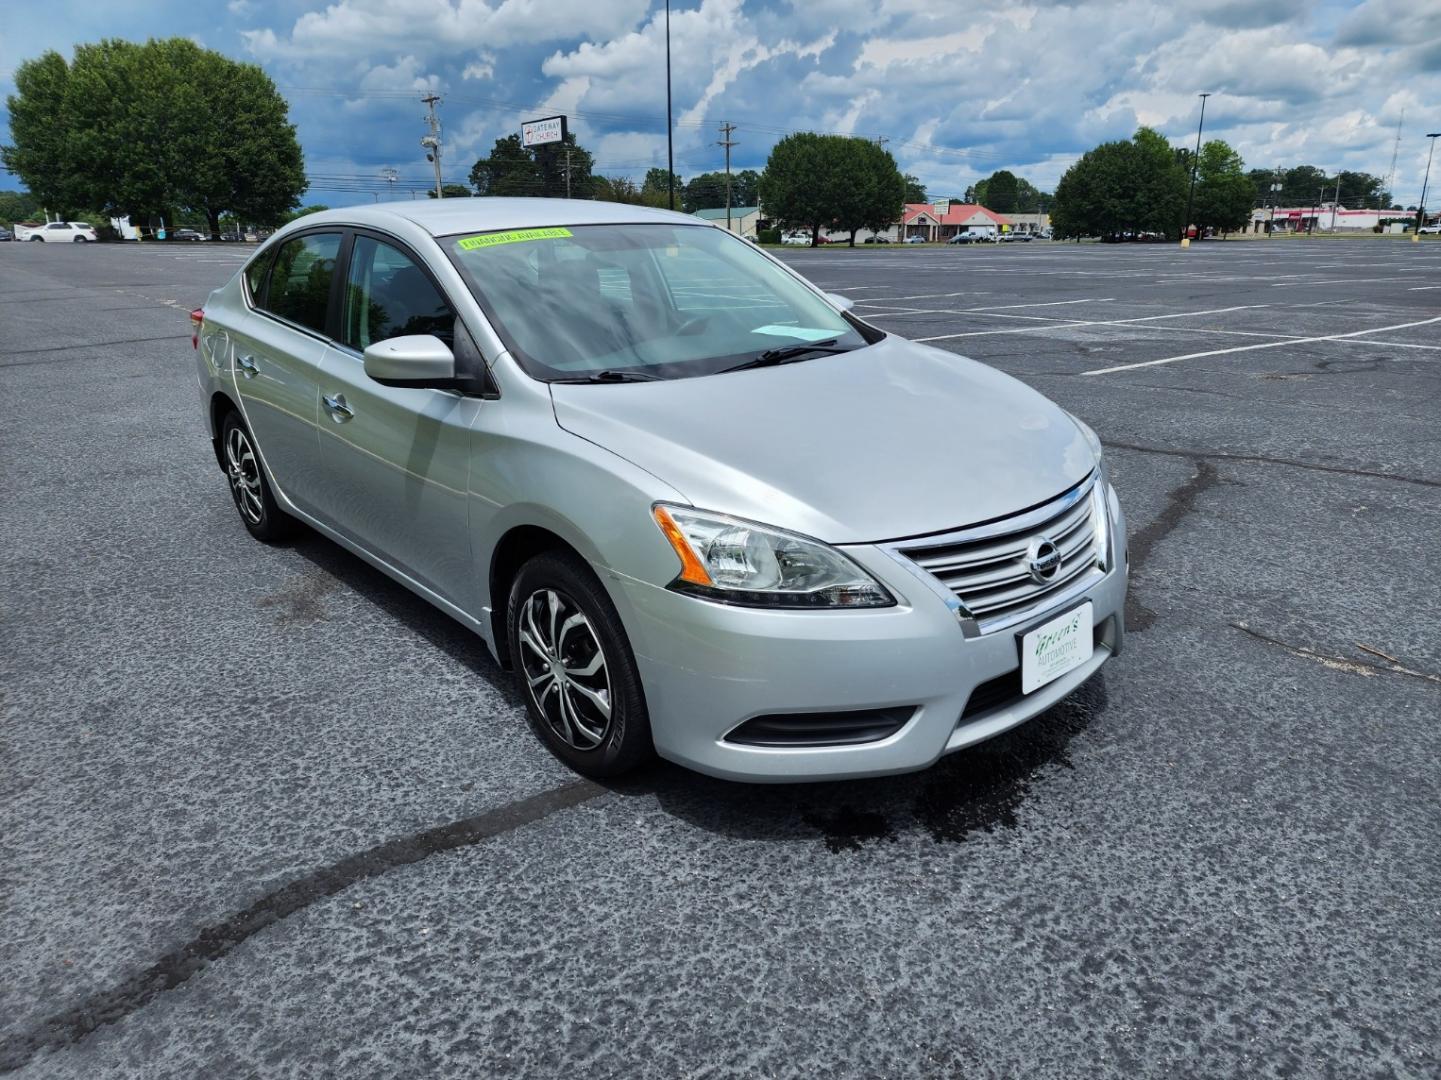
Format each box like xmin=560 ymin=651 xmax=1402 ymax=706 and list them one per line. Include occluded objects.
xmin=2 ymin=0 xmax=1439 ymax=209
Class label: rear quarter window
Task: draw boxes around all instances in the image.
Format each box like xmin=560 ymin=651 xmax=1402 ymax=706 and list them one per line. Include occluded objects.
xmin=259 ymin=233 xmax=342 ymax=334
xmin=244 ymin=251 xmax=273 ymax=305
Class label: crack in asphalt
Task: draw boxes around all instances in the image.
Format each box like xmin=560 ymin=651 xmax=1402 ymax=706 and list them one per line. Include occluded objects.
xmin=0 ymin=334 xmax=189 ymax=366
xmin=0 ymin=779 xmax=605 ymax=1074
xmin=1122 ymin=457 xmax=1220 ymax=632
xmin=1104 ymin=439 xmax=1441 ymax=489
xmin=1230 ymin=622 xmax=1441 ymax=686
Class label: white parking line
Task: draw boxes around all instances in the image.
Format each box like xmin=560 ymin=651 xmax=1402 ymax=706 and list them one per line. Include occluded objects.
xmin=1083 ymin=315 xmax=1441 ymax=375
xmin=912 ymin=304 xmax=1267 ymax=343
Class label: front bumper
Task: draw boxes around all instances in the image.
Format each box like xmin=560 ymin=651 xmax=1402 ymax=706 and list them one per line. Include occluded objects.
xmin=612 ymin=499 xmax=1128 ymax=782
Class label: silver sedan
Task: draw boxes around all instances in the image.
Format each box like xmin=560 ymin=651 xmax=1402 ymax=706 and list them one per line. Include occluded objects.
xmin=191 ymin=200 xmax=1127 ymax=781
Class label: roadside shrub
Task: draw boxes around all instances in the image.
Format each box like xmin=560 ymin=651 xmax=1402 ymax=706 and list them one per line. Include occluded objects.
xmin=757 ymin=228 xmax=781 ymax=244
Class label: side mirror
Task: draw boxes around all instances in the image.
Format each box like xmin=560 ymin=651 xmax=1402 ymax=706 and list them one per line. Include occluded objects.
xmin=825 ymin=292 xmax=855 ymax=312
xmin=363 ymin=335 xmax=456 ymax=388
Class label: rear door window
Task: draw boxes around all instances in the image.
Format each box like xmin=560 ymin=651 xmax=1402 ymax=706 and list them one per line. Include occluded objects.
xmin=244 ymin=251 xmax=274 ymax=305
xmin=262 ymin=233 xmax=342 ymax=335
xmin=341 ymin=236 xmax=453 ymax=349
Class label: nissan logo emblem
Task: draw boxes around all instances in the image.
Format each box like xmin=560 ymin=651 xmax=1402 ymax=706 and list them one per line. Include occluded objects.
xmin=1026 ymin=537 xmax=1062 ymax=584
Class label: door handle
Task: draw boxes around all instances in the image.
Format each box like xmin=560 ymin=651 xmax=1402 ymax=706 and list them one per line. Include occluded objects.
xmin=236 ymin=354 xmax=259 ymax=379
xmin=322 ymin=393 xmax=354 ymax=421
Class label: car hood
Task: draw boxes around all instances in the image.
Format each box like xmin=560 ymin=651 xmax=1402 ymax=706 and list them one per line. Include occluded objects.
xmin=549 ymin=335 xmax=1095 ymax=544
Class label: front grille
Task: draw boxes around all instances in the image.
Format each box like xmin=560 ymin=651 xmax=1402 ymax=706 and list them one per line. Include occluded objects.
xmin=893 ymin=476 xmax=1101 ymax=627
xmin=725 ymin=706 xmax=915 ymax=748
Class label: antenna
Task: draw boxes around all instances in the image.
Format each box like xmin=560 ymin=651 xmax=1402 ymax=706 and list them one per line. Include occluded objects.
xmin=1384 ymin=109 xmax=1404 ymax=209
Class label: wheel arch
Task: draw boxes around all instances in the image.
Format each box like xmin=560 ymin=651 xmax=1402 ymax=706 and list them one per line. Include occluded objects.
xmin=488 ymin=524 xmax=589 ymax=670
xmin=208 ymin=390 xmax=241 ymax=470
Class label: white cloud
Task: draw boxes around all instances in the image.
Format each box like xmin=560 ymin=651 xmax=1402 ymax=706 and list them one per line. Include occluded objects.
xmin=461 ymin=51 xmax=495 ymax=80
xmin=245 ymin=0 xmax=650 ymax=60
xmin=224 ymin=0 xmax=1441 ymax=207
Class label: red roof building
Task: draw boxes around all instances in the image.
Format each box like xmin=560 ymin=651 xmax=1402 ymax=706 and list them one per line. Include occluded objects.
xmin=902 ymin=202 xmax=1014 ymax=241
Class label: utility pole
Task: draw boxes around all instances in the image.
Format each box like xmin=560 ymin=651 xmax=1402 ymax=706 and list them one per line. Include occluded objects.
xmin=380 ymin=167 xmax=398 ymax=201
xmin=1417 ymin=134 xmax=1440 ymax=241
xmin=563 ymin=147 xmax=573 ymax=199
xmin=421 ymin=93 xmax=444 ymax=199
xmin=717 ymin=121 xmax=737 ymax=231
xmin=1332 ymin=177 xmax=1342 ymax=230
xmin=1181 ymin=92 xmax=1211 ymax=247
xmin=665 ymin=0 xmax=675 ymax=211
xmin=1309 ymin=187 xmax=1322 ymax=235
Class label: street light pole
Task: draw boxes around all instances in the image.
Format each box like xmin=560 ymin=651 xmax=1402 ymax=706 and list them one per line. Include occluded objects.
xmin=1181 ymin=92 xmax=1211 ymax=248
xmin=665 ymin=0 xmax=675 ymax=212
xmin=1416 ymin=133 xmax=1440 ymax=241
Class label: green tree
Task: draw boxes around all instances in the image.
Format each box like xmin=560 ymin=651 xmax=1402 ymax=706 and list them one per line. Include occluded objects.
xmin=1192 ymin=139 xmax=1255 ymax=236
xmin=731 ymin=169 xmax=761 ymax=208
xmin=594 ymin=175 xmax=647 ymax=204
xmin=835 ymin=140 xmax=906 ymax=246
xmin=1 ymin=53 xmax=82 ymax=214
xmin=1013 ymin=178 xmax=1051 ymax=213
xmin=758 ymin=133 xmax=834 ymax=245
xmin=1279 ymin=165 xmax=1329 ymax=208
xmin=682 ymin=172 xmax=726 ymax=212
xmin=428 ymin=183 xmax=474 ymax=198
xmin=278 ymin=203 xmax=330 ymax=224
xmin=758 ymin=133 xmax=904 ymax=246
xmin=1051 ymin=127 xmax=1187 ymax=239
xmin=1334 ymin=170 xmax=1389 ymax=208
xmin=539 ymin=133 xmax=594 ymax=198
xmin=470 ymin=134 xmax=539 ymax=196
xmin=1131 ymin=126 xmax=1188 ymax=238
xmin=471 ymin=133 xmax=594 ymax=198
xmin=903 ymin=174 xmax=927 ymax=203
xmin=0 ymin=189 xmax=41 ymax=225
xmin=979 ymin=169 xmax=1020 ymax=213
xmin=3 ymin=39 xmax=305 ymax=234
xmin=641 ymin=167 xmax=682 ymax=206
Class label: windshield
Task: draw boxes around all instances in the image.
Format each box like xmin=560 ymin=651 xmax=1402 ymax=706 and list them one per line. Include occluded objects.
xmin=443 ymin=223 xmax=873 ymax=381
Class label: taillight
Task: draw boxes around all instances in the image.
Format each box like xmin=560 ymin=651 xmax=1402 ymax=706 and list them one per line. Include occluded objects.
xmin=190 ymin=307 xmax=204 ymax=349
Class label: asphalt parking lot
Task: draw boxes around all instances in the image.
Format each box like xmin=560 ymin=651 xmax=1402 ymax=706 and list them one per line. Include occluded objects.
xmin=2 ymin=235 xmax=1439 ymax=1078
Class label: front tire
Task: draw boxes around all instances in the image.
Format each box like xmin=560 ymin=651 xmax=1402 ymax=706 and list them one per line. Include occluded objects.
xmin=220 ymin=411 xmax=293 ymax=542
xmin=507 ymin=551 xmax=653 ymax=778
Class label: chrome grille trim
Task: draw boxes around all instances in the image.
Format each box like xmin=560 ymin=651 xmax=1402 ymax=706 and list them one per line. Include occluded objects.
xmin=885 ymin=472 xmax=1103 ymax=633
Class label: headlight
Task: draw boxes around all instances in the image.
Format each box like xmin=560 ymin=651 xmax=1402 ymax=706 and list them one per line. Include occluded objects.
xmin=652 ymin=505 xmax=896 ymax=608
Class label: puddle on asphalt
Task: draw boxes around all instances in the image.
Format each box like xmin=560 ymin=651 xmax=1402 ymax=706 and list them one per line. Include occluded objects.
xmin=802 ymin=806 xmax=897 ymax=853
xmin=804 ymin=676 xmax=1107 ymax=850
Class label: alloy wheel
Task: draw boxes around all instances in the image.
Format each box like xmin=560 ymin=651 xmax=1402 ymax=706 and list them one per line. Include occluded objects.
xmin=225 ymin=425 xmax=264 ymax=525
xmin=517 ymin=588 xmax=613 ymax=750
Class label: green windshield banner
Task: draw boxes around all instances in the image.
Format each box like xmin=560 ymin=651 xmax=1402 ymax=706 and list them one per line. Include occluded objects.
xmin=457 ymin=227 xmax=572 ymax=250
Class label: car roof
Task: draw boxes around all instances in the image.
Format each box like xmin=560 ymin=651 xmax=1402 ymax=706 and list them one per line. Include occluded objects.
xmin=293 ymin=198 xmax=705 ymax=238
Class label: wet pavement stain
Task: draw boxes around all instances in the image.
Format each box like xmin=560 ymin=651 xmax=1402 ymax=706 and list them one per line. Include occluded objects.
xmin=257 ymin=574 xmax=338 ymax=626
xmin=913 ymin=677 xmax=1105 ymax=844
xmin=802 ymin=806 xmax=897 ymax=853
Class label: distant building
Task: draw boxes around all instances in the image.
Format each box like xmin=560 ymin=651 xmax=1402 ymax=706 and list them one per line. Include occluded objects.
xmin=811 ymin=201 xmax=1018 ymax=244
xmin=900 ymin=201 xmax=1014 ymax=241
xmin=1252 ymin=204 xmax=1414 ymax=234
xmin=692 ymin=205 xmax=761 ymax=238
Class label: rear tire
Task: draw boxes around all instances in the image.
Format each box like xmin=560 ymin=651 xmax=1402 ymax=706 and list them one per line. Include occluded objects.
xmin=507 ymin=551 xmax=653 ymax=778
xmin=220 ymin=410 xmax=293 ymax=542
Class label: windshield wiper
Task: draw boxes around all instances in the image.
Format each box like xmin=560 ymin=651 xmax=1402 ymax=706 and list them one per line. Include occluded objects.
xmin=552 ymin=369 xmax=665 ymax=384
xmin=719 ymin=340 xmax=848 ymax=374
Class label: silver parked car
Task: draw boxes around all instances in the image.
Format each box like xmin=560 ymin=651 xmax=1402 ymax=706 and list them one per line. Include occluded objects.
xmin=191 ymin=201 xmax=1126 ymax=782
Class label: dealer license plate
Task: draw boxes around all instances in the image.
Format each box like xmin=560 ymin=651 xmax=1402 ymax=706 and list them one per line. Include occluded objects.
xmin=1019 ymin=602 xmax=1093 ymax=695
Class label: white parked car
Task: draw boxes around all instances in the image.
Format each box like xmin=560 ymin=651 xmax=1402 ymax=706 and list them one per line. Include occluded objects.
xmin=18 ymin=221 xmax=98 ymax=243
xmin=1419 ymin=224 xmax=1441 ymax=235
xmin=781 ymin=233 xmax=812 ymax=246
